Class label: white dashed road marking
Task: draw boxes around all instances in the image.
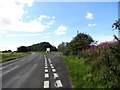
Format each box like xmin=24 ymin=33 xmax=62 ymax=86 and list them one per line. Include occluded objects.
xmin=52 ymin=69 xmax=56 ymax=72
xmin=45 ymin=69 xmax=48 ymax=72
xmin=44 ymin=55 xmax=63 ymax=88
xmin=45 ymin=66 xmax=48 ymax=69
xmin=45 ymin=63 xmax=47 ymax=67
xmin=55 ymin=80 xmax=63 ymax=88
xmin=53 ymin=73 xmax=58 ymax=78
xmin=45 ymin=73 xmax=49 ymax=78
xmin=44 ymin=81 xmax=49 ymax=88
xmin=48 ymin=59 xmax=51 ymax=63
xmin=51 ymin=66 xmax=54 ymax=68
xmin=50 ymin=64 xmax=52 ymax=66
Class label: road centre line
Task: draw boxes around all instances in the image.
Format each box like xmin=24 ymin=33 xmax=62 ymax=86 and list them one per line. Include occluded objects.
xmin=53 ymin=73 xmax=58 ymax=78
xmin=45 ymin=69 xmax=48 ymax=72
xmin=54 ymin=80 xmax=63 ymax=88
xmin=44 ymin=81 xmax=49 ymax=88
xmin=50 ymin=64 xmax=53 ymax=67
xmin=45 ymin=66 xmax=48 ymax=69
xmin=51 ymin=66 xmax=54 ymax=69
xmin=45 ymin=63 xmax=47 ymax=67
xmin=45 ymin=73 xmax=49 ymax=78
xmin=48 ymin=59 xmax=51 ymax=63
xmin=44 ymin=55 xmax=63 ymax=88
xmin=52 ymin=69 xmax=56 ymax=72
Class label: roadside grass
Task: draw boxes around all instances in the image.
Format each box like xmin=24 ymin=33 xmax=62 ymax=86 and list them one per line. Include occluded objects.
xmin=63 ymin=56 xmax=93 ymax=88
xmin=0 ymin=52 xmax=30 ymax=63
xmin=63 ymin=56 xmax=113 ymax=88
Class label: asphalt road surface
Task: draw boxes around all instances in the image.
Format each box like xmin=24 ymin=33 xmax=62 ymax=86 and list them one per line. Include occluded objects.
xmin=0 ymin=52 xmax=72 ymax=89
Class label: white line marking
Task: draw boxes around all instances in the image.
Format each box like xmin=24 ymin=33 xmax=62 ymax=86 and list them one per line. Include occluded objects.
xmin=50 ymin=64 xmax=53 ymax=67
xmin=52 ymin=69 xmax=56 ymax=72
xmin=45 ymin=65 xmax=47 ymax=67
xmin=44 ymin=55 xmax=47 ymax=62
xmin=55 ymin=80 xmax=63 ymax=88
xmin=45 ymin=63 xmax=47 ymax=67
xmin=44 ymin=81 xmax=49 ymax=88
xmin=51 ymin=66 xmax=54 ymax=69
xmin=45 ymin=73 xmax=49 ymax=78
xmin=53 ymin=73 xmax=58 ymax=78
xmin=45 ymin=69 xmax=48 ymax=72
xmin=45 ymin=66 xmax=48 ymax=69
xmin=48 ymin=59 xmax=51 ymax=63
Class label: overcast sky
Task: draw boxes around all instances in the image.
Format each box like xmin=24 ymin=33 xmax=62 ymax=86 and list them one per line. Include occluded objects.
xmin=0 ymin=0 xmax=119 ymax=51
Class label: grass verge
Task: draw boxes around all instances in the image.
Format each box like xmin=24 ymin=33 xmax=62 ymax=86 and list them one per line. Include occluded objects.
xmin=63 ymin=56 xmax=113 ymax=88
xmin=0 ymin=52 xmax=30 ymax=63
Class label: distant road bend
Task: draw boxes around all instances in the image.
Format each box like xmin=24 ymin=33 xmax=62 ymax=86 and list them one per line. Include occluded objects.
xmin=0 ymin=52 xmax=71 ymax=89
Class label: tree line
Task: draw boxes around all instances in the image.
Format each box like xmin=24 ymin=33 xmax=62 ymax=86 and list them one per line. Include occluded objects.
xmin=17 ymin=42 xmax=58 ymax=52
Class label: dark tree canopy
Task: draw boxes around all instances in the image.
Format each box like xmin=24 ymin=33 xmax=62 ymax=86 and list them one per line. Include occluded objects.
xmin=61 ymin=33 xmax=94 ymax=55
xmin=17 ymin=46 xmax=28 ymax=52
xmin=17 ymin=42 xmax=58 ymax=52
xmin=112 ymin=19 xmax=120 ymax=30
xmin=58 ymin=42 xmax=68 ymax=52
xmin=112 ymin=18 xmax=120 ymax=42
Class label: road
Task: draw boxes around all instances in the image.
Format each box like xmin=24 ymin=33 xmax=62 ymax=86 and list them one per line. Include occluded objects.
xmin=0 ymin=52 xmax=72 ymax=89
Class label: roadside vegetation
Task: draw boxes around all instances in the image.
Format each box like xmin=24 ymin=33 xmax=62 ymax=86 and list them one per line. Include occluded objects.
xmin=59 ymin=19 xmax=120 ymax=88
xmin=0 ymin=52 xmax=30 ymax=63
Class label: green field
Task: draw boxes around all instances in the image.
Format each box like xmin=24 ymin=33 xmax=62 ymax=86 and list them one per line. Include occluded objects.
xmin=0 ymin=52 xmax=30 ymax=63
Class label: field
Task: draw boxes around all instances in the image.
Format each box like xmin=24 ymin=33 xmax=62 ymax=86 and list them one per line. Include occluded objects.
xmin=0 ymin=52 xmax=30 ymax=63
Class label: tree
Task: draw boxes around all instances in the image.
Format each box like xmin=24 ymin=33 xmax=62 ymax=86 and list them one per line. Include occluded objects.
xmin=68 ymin=33 xmax=94 ymax=55
xmin=19 ymin=42 xmax=58 ymax=52
xmin=112 ymin=18 xmax=120 ymax=42
xmin=58 ymin=42 xmax=68 ymax=52
xmin=112 ymin=19 xmax=120 ymax=30
xmin=17 ymin=46 xmax=28 ymax=52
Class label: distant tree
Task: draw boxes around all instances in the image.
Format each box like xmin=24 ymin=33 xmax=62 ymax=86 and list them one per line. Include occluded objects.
xmin=17 ymin=46 xmax=28 ymax=52
xmin=51 ymin=46 xmax=58 ymax=51
xmin=25 ymin=42 xmax=58 ymax=52
xmin=8 ymin=50 xmax=12 ymax=52
xmin=58 ymin=42 xmax=68 ymax=52
xmin=2 ymin=50 xmax=12 ymax=53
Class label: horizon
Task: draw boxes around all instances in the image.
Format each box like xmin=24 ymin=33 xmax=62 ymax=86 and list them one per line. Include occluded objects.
xmin=0 ymin=0 xmax=119 ymax=51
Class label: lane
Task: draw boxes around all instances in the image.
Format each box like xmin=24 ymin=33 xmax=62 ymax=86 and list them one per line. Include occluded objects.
xmin=1 ymin=52 xmax=72 ymax=88
xmin=2 ymin=53 xmax=45 ymax=88
xmin=43 ymin=54 xmax=72 ymax=88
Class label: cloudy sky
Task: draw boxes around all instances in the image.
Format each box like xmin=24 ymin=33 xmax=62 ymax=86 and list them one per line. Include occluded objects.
xmin=0 ymin=0 xmax=119 ymax=51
